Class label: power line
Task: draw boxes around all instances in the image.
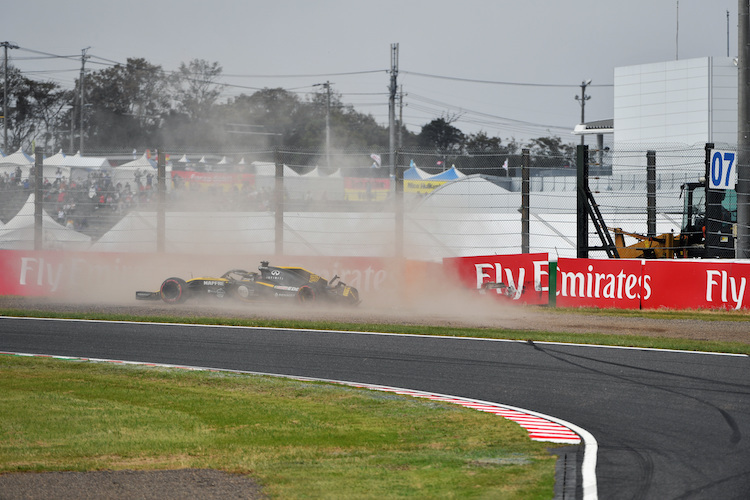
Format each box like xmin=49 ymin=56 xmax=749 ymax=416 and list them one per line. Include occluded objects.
xmin=407 ymin=93 xmax=571 ymax=131
xmin=15 ymin=46 xmax=80 ymax=61
xmin=6 ymin=45 xmax=590 ymax=141
xmin=222 ymin=69 xmax=387 ymax=78
xmin=401 ymin=70 xmax=613 ymax=88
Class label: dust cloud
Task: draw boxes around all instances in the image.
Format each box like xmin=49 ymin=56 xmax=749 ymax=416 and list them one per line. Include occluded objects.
xmin=23 ymin=250 xmax=542 ymax=333
xmin=11 ymin=145 xmax=543 ymax=330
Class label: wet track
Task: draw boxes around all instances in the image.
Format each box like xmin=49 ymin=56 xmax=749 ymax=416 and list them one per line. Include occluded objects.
xmin=1 ymin=316 xmax=749 ymax=499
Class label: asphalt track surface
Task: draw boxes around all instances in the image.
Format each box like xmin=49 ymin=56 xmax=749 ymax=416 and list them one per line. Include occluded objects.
xmin=1 ymin=316 xmax=749 ymax=499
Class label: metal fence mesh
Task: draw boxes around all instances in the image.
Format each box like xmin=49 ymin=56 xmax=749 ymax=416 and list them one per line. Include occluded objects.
xmin=0 ymin=143 xmax=742 ymax=259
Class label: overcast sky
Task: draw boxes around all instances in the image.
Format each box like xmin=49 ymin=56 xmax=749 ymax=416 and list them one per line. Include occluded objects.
xmin=3 ymin=0 xmax=739 ymax=143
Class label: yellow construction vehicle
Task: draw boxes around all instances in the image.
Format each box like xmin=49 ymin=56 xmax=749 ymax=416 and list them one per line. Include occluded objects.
xmin=610 ymin=181 xmax=736 ymax=259
xmin=611 ymin=228 xmax=682 ymax=259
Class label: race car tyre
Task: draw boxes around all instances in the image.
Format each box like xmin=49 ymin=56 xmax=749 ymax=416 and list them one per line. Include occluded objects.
xmin=297 ymin=285 xmax=316 ymax=305
xmin=160 ymin=277 xmax=188 ymax=304
xmin=234 ymin=284 xmax=251 ymax=301
xmin=343 ymin=287 xmax=360 ymax=306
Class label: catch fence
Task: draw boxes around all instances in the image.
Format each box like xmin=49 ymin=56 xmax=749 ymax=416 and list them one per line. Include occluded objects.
xmin=0 ymin=143 xmax=738 ymax=260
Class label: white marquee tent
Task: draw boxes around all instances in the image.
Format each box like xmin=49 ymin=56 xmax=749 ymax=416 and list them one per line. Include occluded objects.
xmin=0 ymin=149 xmax=112 ymax=184
xmin=0 ymin=148 xmax=33 ymax=166
xmin=110 ymin=153 xmax=171 ymax=190
xmin=0 ymin=193 xmax=91 ymax=250
xmin=0 ymin=148 xmax=33 ymax=181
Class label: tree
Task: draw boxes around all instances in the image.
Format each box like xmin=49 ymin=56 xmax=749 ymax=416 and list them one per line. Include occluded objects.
xmin=1 ymin=64 xmax=70 ymax=152
xmin=169 ymin=59 xmax=223 ymax=122
xmin=85 ymin=58 xmax=170 ymax=150
xmin=160 ymin=59 xmax=225 ymax=149
xmin=214 ymin=88 xmax=302 ymax=149
xmin=214 ymin=87 xmax=394 ymax=153
xmin=464 ymin=131 xmax=504 ymax=153
xmin=308 ymin=87 xmax=391 ymax=151
xmin=526 ymin=136 xmax=574 ymax=156
xmin=331 ymin=105 xmax=390 ymax=150
xmin=22 ymin=80 xmax=71 ymax=153
xmin=417 ymin=117 xmax=464 ymax=153
xmin=526 ymin=135 xmax=577 ymax=171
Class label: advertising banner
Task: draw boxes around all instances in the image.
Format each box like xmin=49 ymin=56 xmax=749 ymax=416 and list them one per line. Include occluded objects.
xmin=171 ymin=171 xmax=255 ymax=192
xmin=643 ymin=260 xmax=750 ymax=310
xmin=0 ymin=250 xmax=155 ymax=298
xmin=404 ymin=179 xmax=447 ymax=194
xmin=555 ymin=258 xmax=646 ymax=309
xmin=443 ymin=253 xmax=549 ymax=305
xmin=3 ymin=250 xmax=747 ymax=311
xmin=0 ymin=250 xmax=401 ymax=301
xmin=344 ymin=177 xmax=391 ymax=201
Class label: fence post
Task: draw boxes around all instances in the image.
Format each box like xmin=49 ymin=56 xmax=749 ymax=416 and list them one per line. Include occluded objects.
xmin=521 ymin=149 xmax=530 ymax=253
xmin=647 ymin=150 xmax=656 ymax=237
xmin=548 ymin=261 xmax=557 ymax=307
xmin=157 ymin=150 xmax=166 ymax=253
xmin=275 ymin=147 xmax=284 ymax=256
xmin=34 ymin=151 xmax=43 ymax=250
xmin=576 ymin=144 xmax=589 ymax=258
xmin=395 ymin=149 xmax=404 ymax=259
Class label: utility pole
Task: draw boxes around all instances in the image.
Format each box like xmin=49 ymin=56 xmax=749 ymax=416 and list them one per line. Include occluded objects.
xmin=389 ymin=43 xmax=399 ymax=180
xmin=313 ymin=81 xmax=332 ymax=167
xmin=574 ymin=79 xmax=591 ymax=146
xmin=397 ymin=84 xmax=406 ymax=149
xmin=2 ymin=41 xmax=18 ymax=152
xmin=737 ymin=0 xmax=750 ymax=258
xmin=79 ymin=47 xmax=90 ymax=154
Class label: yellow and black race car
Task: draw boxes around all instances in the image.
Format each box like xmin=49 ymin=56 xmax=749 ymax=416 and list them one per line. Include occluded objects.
xmin=136 ymin=261 xmax=360 ymax=306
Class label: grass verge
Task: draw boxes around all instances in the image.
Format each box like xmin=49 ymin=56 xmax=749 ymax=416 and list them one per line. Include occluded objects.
xmin=0 ymin=355 xmax=555 ymax=499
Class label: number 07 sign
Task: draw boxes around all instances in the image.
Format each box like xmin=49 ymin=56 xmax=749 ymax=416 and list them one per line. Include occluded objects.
xmin=709 ymin=149 xmax=737 ymax=190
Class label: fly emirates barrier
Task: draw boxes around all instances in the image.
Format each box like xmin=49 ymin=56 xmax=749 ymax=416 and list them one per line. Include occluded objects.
xmin=0 ymin=250 xmax=748 ymax=310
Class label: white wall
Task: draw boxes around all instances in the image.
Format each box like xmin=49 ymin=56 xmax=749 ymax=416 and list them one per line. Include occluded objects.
xmin=614 ymin=57 xmax=736 ymax=146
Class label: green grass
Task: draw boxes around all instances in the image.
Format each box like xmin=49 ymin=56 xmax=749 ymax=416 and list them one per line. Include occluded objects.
xmin=551 ymin=306 xmax=750 ymax=322
xmin=0 ymin=355 xmax=555 ymax=499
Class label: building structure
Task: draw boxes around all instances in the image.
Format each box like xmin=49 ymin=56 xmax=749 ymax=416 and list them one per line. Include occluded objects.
xmin=613 ymin=56 xmax=736 ymax=147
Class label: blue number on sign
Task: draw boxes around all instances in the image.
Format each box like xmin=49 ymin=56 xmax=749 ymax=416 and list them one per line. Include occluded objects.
xmin=722 ymin=152 xmax=735 ymax=186
xmin=711 ymin=151 xmax=723 ymax=187
xmin=711 ymin=151 xmax=736 ymax=188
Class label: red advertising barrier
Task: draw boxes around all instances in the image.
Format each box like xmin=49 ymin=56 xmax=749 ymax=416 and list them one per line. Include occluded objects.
xmin=643 ymin=260 xmax=750 ymax=310
xmin=2 ymin=249 xmax=748 ymax=311
xmin=446 ymin=254 xmax=750 ymax=311
xmin=554 ymin=258 xmax=749 ymax=310
xmin=343 ymin=177 xmax=391 ymax=201
xmin=171 ymin=171 xmax=256 ymax=192
xmin=0 ymin=250 xmax=399 ymax=301
xmin=555 ymin=258 xmax=646 ymax=309
xmin=443 ymin=253 xmax=549 ymax=305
